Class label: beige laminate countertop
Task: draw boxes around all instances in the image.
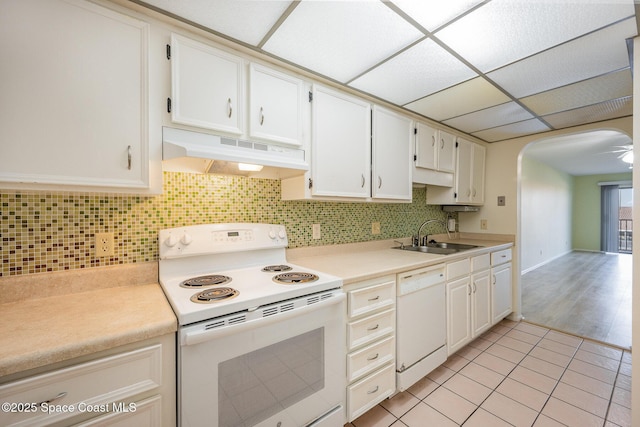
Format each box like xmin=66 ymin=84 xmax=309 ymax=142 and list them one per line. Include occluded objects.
xmin=0 ymin=263 xmax=177 ymax=378
xmin=287 ymin=234 xmax=514 ymax=284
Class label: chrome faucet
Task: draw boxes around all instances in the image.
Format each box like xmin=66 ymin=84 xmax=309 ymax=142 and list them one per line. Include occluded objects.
xmin=415 ymin=219 xmax=451 ymax=246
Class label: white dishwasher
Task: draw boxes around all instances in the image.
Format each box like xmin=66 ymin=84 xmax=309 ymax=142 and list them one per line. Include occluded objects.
xmin=396 ymin=264 xmax=447 ymax=391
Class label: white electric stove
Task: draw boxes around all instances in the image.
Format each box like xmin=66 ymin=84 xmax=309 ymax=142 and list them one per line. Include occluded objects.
xmin=158 ymin=223 xmax=346 ymax=427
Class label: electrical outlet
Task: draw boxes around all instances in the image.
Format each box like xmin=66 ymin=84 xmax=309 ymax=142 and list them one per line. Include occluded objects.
xmin=95 ymin=232 xmax=114 ymax=257
xmin=480 ymin=219 xmax=488 ymax=230
xmin=371 ymin=222 xmax=381 ymax=235
xmin=312 ymin=224 xmax=321 ymax=240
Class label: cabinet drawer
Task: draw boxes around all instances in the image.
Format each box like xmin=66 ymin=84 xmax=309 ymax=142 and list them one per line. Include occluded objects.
xmin=75 ymin=395 xmax=161 ymax=426
xmin=446 ymin=258 xmax=470 ymax=280
xmin=347 ymin=363 xmax=395 ymax=422
xmin=491 ymin=248 xmax=512 ymax=265
xmin=348 ymin=308 xmax=395 ymax=351
xmin=471 ymin=253 xmax=490 ymax=272
xmin=0 ymin=345 xmax=162 ymax=427
xmin=348 ymin=280 xmax=395 ymax=318
xmin=347 ymin=336 xmax=395 ymax=383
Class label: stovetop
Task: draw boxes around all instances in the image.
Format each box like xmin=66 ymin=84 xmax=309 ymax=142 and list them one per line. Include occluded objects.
xmin=158 ymin=224 xmax=342 ymax=326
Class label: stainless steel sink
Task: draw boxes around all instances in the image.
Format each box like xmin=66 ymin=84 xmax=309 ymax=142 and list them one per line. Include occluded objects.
xmin=392 ymin=242 xmax=481 ymax=255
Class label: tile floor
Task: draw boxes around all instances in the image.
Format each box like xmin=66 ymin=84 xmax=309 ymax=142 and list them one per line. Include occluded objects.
xmin=346 ymin=320 xmax=631 ymax=427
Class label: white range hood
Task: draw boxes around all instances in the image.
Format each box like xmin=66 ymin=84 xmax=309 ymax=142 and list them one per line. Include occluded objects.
xmin=162 ymin=127 xmax=309 ymax=179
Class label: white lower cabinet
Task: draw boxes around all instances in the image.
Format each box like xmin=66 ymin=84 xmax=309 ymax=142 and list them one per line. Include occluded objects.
xmin=492 ymin=248 xmax=513 ymax=323
xmin=345 ymin=275 xmax=396 ymax=422
xmin=0 ymin=335 xmax=175 ymax=427
xmin=446 ymin=248 xmax=512 ymax=356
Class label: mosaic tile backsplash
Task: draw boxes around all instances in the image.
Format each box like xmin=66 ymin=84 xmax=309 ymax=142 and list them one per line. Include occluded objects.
xmin=0 ymin=172 xmax=454 ymax=276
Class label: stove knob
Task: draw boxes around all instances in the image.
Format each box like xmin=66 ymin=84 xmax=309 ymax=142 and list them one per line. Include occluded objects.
xmin=268 ymin=230 xmax=276 ymax=239
xmin=181 ymin=233 xmax=193 ymax=245
xmin=278 ymin=229 xmax=286 ymax=239
xmin=165 ymin=235 xmax=178 ymax=247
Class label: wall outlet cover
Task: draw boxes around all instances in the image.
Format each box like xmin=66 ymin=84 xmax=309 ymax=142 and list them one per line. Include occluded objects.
xmin=95 ymin=232 xmax=114 ymax=257
xmin=371 ymin=222 xmax=381 ymax=235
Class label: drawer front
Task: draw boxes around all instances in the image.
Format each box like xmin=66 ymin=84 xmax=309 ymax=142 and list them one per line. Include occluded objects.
xmin=446 ymin=258 xmax=470 ymax=280
xmin=0 ymin=345 xmax=162 ymax=427
xmin=347 ymin=336 xmax=395 ymax=383
xmin=75 ymin=395 xmax=161 ymax=426
xmin=348 ymin=308 xmax=395 ymax=351
xmin=347 ymin=363 xmax=395 ymax=422
xmin=348 ymin=280 xmax=395 ymax=319
xmin=471 ymin=253 xmax=490 ymax=272
xmin=491 ymin=248 xmax=512 ymax=265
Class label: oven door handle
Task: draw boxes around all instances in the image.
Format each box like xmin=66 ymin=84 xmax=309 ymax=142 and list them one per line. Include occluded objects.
xmin=181 ymin=292 xmax=346 ymax=346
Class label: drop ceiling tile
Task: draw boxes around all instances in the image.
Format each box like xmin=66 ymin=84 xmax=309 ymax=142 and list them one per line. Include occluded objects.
xmin=349 ymin=38 xmax=477 ymax=105
xmin=141 ymin=0 xmax=293 ymax=46
xmin=392 ymin=0 xmax=484 ymax=32
xmin=404 ymin=77 xmax=510 ymax=121
xmin=520 ymin=69 xmax=632 ymax=116
xmin=435 ymin=0 xmax=635 ymax=72
xmin=472 ymin=119 xmax=551 ymax=142
xmin=543 ymin=97 xmax=633 ymax=130
xmin=487 ymin=18 xmax=637 ymax=98
xmin=262 ymin=1 xmax=423 ymax=83
xmin=443 ymin=102 xmax=533 ymax=133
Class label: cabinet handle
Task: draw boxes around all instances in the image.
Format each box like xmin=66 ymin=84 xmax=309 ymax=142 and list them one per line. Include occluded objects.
xmin=367 ymin=353 xmax=380 ymax=361
xmin=378 ymin=176 xmax=382 ymax=189
xmin=260 ymin=107 xmax=265 ymax=125
xmin=473 ymin=283 xmax=476 ymax=293
xmin=367 ymin=324 xmax=379 ymax=331
xmin=493 ymin=275 xmax=496 ymax=285
xmin=127 ymin=145 xmax=132 ymax=170
xmin=472 ymin=188 xmax=476 ymax=197
xmin=367 ymin=385 xmax=379 ymax=395
xmin=441 ymin=138 xmax=445 ymax=149
xmin=368 ymin=296 xmax=380 ymax=301
xmin=38 ymin=392 xmax=67 ymax=406
xmin=361 ymin=174 xmax=365 ymax=188
xmin=432 ymin=135 xmax=435 ymax=147
xmin=227 ymin=98 xmax=233 ymax=118
xmin=468 ymin=284 xmax=471 ymax=296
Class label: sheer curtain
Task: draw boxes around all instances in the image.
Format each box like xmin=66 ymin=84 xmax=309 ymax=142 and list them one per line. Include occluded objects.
xmin=601 ymin=184 xmax=619 ymax=253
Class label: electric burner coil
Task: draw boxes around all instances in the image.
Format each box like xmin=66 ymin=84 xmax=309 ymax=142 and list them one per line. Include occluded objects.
xmin=272 ymin=272 xmax=319 ymax=284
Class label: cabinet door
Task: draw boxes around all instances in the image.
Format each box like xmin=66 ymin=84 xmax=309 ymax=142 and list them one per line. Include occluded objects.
xmin=471 ymin=271 xmax=492 ymax=337
xmin=471 ymin=143 xmax=486 ymax=203
xmin=0 ymin=0 xmax=151 ymax=191
xmin=372 ymin=106 xmax=412 ymax=201
xmin=415 ymin=122 xmax=438 ymax=170
xmin=446 ymin=277 xmax=471 ymax=355
xmin=438 ymin=130 xmax=456 ymax=173
xmin=170 ymin=33 xmax=243 ymax=135
xmin=249 ymin=63 xmax=304 ymax=146
xmin=311 ymin=85 xmax=371 ymax=198
xmin=454 ymin=138 xmax=473 ymax=203
xmin=492 ymin=263 xmax=513 ymax=323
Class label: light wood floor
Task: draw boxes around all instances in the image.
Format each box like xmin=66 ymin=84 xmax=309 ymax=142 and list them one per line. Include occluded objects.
xmin=521 ymin=251 xmax=632 ymax=349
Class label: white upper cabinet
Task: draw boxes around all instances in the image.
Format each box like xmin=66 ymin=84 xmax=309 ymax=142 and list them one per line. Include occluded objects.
xmin=170 ymin=33 xmax=244 ymax=135
xmin=0 ymin=0 xmax=160 ymax=193
xmin=455 ymin=138 xmax=485 ymax=204
xmin=248 ymin=63 xmax=304 ymax=146
xmin=426 ymin=138 xmax=486 ymax=205
xmin=415 ymin=123 xmax=455 ymax=173
xmin=372 ymin=106 xmax=412 ymax=201
xmin=310 ymin=85 xmax=371 ymax=199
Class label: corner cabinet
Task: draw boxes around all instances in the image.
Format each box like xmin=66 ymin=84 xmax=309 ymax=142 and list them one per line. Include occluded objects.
xmin=169 ymin=33 xmax=244 ymax=136
xmin=281 ymin=86 xmax=412 ymax=202
xmin=426 ymin=138 xmax=486 ymax=205
xmin=0 ymin=0 xmax=160 ymax=194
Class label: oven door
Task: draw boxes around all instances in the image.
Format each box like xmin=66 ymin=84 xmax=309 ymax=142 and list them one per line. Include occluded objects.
xmin=178 ymin=290 xmax=346 ymax=427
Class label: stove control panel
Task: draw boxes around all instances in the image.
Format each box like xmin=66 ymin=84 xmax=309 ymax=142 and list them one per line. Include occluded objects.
xmin=159 ymin=223 xmax=288 ymax=259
